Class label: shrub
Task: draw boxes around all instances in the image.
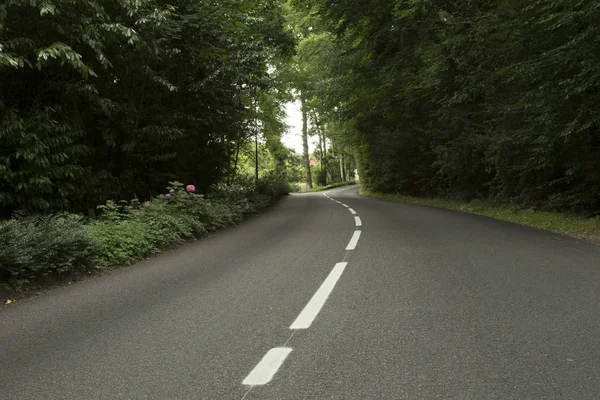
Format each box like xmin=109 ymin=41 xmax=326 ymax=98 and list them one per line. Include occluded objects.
xmin=273 ymin=182 xmax=291 ymax=198
xmin=255 ymin=171 xmax=290 ymax=199
xmin=0 ymin=178 xmax=284 ymax=289
xmin=209 ymin=178 xmax=256 ymax=204
xmin=85 ymin=219 xmax=157 ymax=267
xmin=196 ymin=201 xmax=237 ymax=230
xmin=247 ymin=192 xmax=273 ymax=210
xmin=0 ymin=214 xmax=99 ymax=284
xmin=132 ymin=202 xmax=205 ymax=247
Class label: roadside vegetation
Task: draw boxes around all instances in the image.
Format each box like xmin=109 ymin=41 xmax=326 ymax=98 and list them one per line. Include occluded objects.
xmin=362 ymin=190 xmax=600 ymax=246
xmin=1 ymin=177 xmax=288 ymax=295
xmin=289 ymin=1 xmax=600 ymax=217
xmin=0 ymin=1 xmax=295 ymax=295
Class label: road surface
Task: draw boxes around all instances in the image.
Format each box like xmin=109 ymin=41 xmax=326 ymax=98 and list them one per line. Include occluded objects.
xmin=2 ymin=185 xmax=600 ymax=399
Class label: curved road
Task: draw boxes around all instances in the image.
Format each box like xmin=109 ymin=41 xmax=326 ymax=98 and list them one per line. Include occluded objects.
xmin=2 ymin=185 xmax=600 ymax=399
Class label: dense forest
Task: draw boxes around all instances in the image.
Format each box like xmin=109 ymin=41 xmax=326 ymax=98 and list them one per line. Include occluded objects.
xmin=0 ymin=0 xmax=298 ymax=216
xmin=2 ymin=0 xmax=599 ymax=215
xmin=293 ymin=0 xmax=600 ymax=213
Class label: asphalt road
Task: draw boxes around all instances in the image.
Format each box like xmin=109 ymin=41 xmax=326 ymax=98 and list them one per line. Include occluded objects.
xmin=2 ymin=185 xmax=600 ymax=399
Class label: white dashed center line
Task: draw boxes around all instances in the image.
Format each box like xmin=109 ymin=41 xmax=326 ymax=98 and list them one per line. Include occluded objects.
xmin=243 ymin=347 xmax=293 ymax=386
xmin=242 ymin=191 xmax=364 ymax=391
xmin=290 ymin=262 xmax=348 ymax=330
xmin=345 ymin=230 xmax=361 ymax=250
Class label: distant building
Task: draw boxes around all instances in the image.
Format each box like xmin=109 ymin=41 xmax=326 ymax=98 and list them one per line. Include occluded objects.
xmin=309 ymin=157 xmax=319 ymax=166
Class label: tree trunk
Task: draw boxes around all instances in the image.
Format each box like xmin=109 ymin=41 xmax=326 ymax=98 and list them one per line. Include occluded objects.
xmin=255 ymin=129 xmax=259 ymax=181
xmin=313 ymin=113 xmax=327 ymax=186
xmin=322 ymin=130 xmax=327 ymax=184
xmin=301 ymin=93 xmax=312 ymax=189
xmin=231 ymin=138 xmax=241 ymax=184
xmin=339 ymin=151 xmax=345 ymax=181
xmin=344 ymin=156 xmax=350 ymax=180
xmin=254 ymin=90 xmax=259 ymax=181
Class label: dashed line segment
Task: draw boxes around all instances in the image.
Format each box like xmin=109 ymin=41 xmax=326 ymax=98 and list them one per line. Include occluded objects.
xmin=242 ymin=347 xmax=293 ymax=386
xmin=290 ymin=262 xmax=348 ymax=330
xmin=240 ymin=191 xmax=363 ymax=391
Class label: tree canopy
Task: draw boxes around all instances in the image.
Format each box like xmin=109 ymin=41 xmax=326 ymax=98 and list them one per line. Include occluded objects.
xmin=1 ymin=0 xmax=293 ymax=215
xmin=2 ymin=0 xmax=599 ymax=214
xmin=290 ymin=0 xmax=600 ymax=212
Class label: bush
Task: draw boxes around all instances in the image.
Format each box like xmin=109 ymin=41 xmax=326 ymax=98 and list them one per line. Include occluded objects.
xmin=87 ymin=179 xmax=279 ymax=266
xmin=85 ymin=219 xmax=157 ymax=267
xmin=0 ymin=214 xmax=100 ymax=284
xmin=255 ymin=171 xmax=290 ymax=199
xmin=247 ymin=192 xmax=273 ymax=210
xmin=197 ymin=201 xmax=237 ymax=230
xmin=131 ymin=201 xmax=205 ymax=247
xmin=0 ymin=179 xmax=284 ymax=289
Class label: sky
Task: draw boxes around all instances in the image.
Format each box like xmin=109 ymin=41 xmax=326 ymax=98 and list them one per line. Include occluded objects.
xmin=282 ymin=100 xmax=316 ymax=154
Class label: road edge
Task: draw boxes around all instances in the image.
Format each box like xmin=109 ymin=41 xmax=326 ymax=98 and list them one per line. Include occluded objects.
xmin=359 ymin=189 xmax=600 ymax=247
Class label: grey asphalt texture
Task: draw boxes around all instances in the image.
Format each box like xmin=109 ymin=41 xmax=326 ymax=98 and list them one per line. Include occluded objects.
xmin=1 ymin=185 xmax=600 ymax=399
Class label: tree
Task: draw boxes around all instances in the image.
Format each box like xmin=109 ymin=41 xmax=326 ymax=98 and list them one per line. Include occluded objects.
xmin=0 ymin=0 xmax=293 ymax=215
xmin=289 ymin=0 xmax=600 ymax=212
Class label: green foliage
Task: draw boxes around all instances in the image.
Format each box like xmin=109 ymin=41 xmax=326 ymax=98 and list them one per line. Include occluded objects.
xmin=88 ymin=183 xmax=203 ymax=266
xmin=0 ymin=177 xmax=286 ymax=286
xmin=291 ymin=0 xmax=600 ymax=213
xmin=0 ymin=0 xmax=294 ymax=216
xmin=256 ymin=171 xmax=291 ymax=199
xmin=84 ymin=178 xmax=284 ymax=267
xmin=0 ymin=214 xmax=100 ymax=283
xmin=133 ymin=198 xmax=205 ymax=248
xmin=85 ymin=218 xmax=156 ymax=267
xmin=279 ymin=3 xmax=359 ymax=190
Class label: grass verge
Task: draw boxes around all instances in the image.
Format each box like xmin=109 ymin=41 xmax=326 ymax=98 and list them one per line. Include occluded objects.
xmin=300 ymin=181 xmax=356 ymax=193
xmin=360 ymin=189 xmax=600 ymax=246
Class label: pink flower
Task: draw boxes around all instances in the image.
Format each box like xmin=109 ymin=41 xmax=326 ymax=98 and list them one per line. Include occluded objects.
xmin=143 ymin=201 xmax=151 ymax=207
xmin=186 ymin=184 xmax=196 ymax=192
xmin=165 ymin=193 xmax=171 ymax=198
xmin=169 ymin=189 xmax=175 ymax=193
